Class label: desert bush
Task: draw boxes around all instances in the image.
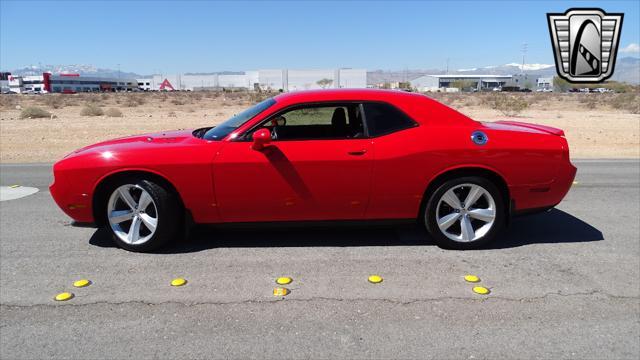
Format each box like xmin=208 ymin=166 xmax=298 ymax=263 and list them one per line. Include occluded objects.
xmin=486 ymin=94 xmax=529 ymax=116
xmin=105 ymin=108 xmax=123 ymax=117
xmin=610 ymin=93 xmax=640 ymax=114
xmin=80 ymin=103 xmax=104 ymax=116
xmin=123 ymin=97 xmax=141 ymax=107
xmin=19 ymin=106 xmax=51 ymax=119
xmin=0 ymin=94 xmax=19 ymax=109
xmin=42 ymin=94 xmax=66 ymax=109
xmin=249 ymin=92 xmax=273 ymax=104
xmin=578 ymin=95 xmax=598 ymax=110
xmin=171 ymin=98 xmax=186 ymax=105
xmin=77 ymin=93 xmax=101 ymax=104
xmin=167 ymin=111 xmax=177 ymax=117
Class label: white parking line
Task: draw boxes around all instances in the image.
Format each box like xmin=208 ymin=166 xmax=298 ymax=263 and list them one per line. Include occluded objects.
xmin=0 ymin=186 xmax=39 ymax=201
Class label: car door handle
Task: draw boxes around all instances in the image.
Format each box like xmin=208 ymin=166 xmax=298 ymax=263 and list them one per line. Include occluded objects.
xmin=347 ymin=150 xmax=368 ymax=156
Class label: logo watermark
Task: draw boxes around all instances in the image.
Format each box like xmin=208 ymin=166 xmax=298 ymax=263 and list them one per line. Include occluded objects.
xmin=547 ymin=8 xmax=623 ymax=83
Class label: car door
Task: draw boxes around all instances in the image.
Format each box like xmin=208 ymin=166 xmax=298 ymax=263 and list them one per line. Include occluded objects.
xmin=213 ymin=103 xmax=373 ymax=222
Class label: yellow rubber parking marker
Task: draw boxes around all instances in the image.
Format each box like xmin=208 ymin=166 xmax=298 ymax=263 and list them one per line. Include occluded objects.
xmin=464 ymin=275 xmax=480 ymax=283
xmin=171 ymin=278 xmax=187 ymax=287
xmin=273 ymin=287 xmax=289 ymax=296
xmin=54 ymin=292 xmax=74 ymax=301
xmin=276 ymin=277 xmax=292 ymax=285
xmin=368 ymin=275 xmax=383 ymax=284
xmin=9 ymin=185 xmax=20 ymax=188
xmin=73 ymin=279 xmax=91 ymax=288
xmin=472 ymin=286 xmax=490 ymax=295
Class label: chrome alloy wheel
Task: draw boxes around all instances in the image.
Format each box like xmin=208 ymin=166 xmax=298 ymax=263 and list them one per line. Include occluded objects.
xmin=434 ymin=183 xmax=496 ymax=242
xmin=107 ymin=184 xmax=158 ymax=245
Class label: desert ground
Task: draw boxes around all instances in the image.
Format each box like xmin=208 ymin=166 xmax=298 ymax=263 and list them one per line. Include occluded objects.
xmin=0 ymin=91 xmax=638 ymax=162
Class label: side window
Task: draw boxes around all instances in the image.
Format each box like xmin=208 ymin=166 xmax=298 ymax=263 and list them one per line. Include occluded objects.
xmin=257 ymin=104 xmax=365 ymax=141
xmin=362 ymin=102 xmax=417 ymax=137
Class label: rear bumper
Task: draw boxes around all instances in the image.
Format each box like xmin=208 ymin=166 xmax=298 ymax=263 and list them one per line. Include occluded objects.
xmin=510 ymin=161 xmax=577 ymax=212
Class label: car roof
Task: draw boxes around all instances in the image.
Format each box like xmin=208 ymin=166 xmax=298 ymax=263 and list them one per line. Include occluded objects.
xmin=271 ymin=88 xmax=477 ymax=127
xmin=273 ymin=88 xmax=427 ymax=105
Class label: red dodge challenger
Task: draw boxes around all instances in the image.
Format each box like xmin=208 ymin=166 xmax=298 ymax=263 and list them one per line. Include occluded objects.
xmin=50 ymin=89 xmax=576 ymax=252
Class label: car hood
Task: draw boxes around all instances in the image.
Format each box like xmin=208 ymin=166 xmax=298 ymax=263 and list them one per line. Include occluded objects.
xmin=70 ymin=129 xmax=199 ymax=156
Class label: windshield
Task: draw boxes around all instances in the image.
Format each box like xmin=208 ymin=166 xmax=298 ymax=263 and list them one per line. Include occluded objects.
xmin=203 ymin=98 xmax=276 ymax=140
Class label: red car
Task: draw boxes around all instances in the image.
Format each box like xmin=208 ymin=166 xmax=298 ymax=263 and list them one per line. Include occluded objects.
xmin=50 ymin=89 xmax=576 ymax=252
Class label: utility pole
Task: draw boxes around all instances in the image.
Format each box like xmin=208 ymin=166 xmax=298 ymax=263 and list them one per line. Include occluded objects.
xmin=446 ymin=58 xmax=450 ymax=75
xmin=521 ymin=43 xmax=528 ymax=74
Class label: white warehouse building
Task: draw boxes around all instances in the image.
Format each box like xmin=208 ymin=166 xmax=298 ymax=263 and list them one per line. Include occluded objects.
xmin=137 ymin=69 xmax=366 ymax=92
xmin=410 ymin=74 xmax=513 ymax=92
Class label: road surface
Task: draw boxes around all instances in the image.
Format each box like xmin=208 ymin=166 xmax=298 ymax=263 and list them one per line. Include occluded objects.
xmin=1 ymin=160 xmax=638 ymax=359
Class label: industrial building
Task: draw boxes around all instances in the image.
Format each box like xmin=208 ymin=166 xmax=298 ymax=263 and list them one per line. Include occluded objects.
xmin=7 ymin=73 xmax=138 ymax=93
xmin=536 ymin=77 xmax=553 ymax=91
xmin=137 ymin=69 xmax=367 ymax=92
xmin=410 ymin=74 xmax=513 ymax=92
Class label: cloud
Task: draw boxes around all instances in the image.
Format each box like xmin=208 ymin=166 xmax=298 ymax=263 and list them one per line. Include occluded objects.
xmin=620 ymin=43 xmax=640 ymax=54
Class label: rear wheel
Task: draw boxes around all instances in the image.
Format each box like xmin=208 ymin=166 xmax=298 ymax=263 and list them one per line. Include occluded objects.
xmin=105 ymin=179 xmax=181 ymax=252
xmin=424 ymin=176 xmax=504 ymax=250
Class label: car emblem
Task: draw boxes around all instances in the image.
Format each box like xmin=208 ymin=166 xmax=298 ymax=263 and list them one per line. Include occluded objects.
xmin=547 ymin=8 xmax=623 ymax=83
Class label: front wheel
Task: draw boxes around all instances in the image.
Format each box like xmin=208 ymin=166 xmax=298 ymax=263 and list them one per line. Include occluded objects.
xmin=105 ymin=179 xmax=181 ymax=252
xmin=424 ymin=177 xmax=505 ymax=250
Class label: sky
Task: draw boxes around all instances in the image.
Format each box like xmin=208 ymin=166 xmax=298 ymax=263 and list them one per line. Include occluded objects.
xmin=1 ymin=0 xmax=639 ymax=74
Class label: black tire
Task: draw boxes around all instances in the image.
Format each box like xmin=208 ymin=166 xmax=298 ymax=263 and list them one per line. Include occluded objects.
xmin=103 ymin=178 xmax=182 ymax=252
xmin=424 ymin=176 xmax=504 ymax=250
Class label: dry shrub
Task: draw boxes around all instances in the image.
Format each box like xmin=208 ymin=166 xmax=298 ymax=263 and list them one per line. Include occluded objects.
xmin=77 ymin=93 xmax=101 ymax=104
xmin=0 ymin=94 xmax=19 ymax=109
xmin=171 ymin=98 xmax=186 ymax=105
xmin=105 ymin=108 xmax=123 ymax=117
xmin=167 ymin=111 xmax=177 ymax=117
xmin=185 ymin=108 xmax=195 ymax=113
xmin=578 ymin=94 xmax=599 ymax=110
xmin=249 ymin=92 xmax=273 ymax=104
xmin=609 ymin=93 xmax=639 ymax=114
xmin=225 ymin=91 xmax=249 ymax=101
xmin=100 ymin=93 xmax=112 ymax=102
xmin=42 ymin=94 xmax=66 ymax=109
xmin=458 ymin=94 xmax=478 ymax=107
xmin=123 ymin=98 xmax=138 ymax=107
xmin=204 ymin=91 xmax=220 ymax=99
xmin=485 ymin=93 xmax=529 ymax=116
xmin=80 ymin=103 xmax=104 ymax=116
xmin=19 ymin=106 xmax=51 ymax=119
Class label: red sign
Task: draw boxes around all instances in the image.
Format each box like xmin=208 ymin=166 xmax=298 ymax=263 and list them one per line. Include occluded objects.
xmin=159 ymin=79 xmax=175 ymax=91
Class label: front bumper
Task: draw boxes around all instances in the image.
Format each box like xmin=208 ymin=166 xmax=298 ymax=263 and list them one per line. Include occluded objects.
xmin=50 ymin=173 xmax=94 ymax=223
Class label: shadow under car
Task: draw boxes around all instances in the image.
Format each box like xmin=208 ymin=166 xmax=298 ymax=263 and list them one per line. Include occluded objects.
xmin=89 ymin=209 xmax=603 ymax=253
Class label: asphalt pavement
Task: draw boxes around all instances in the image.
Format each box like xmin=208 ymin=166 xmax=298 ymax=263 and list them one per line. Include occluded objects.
xmin=0 ymin=160 xmax=638 ymax=359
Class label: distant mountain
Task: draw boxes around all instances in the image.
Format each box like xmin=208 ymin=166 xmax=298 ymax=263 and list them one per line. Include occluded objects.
xmin=611 ymin=57 xmax=640 ymax=84
xmin=7 ymin=64 xmax=142 ymax=79
xmin=368 ymin=58 xmax=639 ymax=84
xmin=183 ymin=71 xmax=245 ymax=75
xmin=6 ymin=58 xmax=638 ymax=84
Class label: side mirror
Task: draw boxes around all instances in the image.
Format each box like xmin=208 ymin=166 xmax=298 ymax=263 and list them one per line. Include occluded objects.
xmin=252 ymin=128 xmax=271 ymax=150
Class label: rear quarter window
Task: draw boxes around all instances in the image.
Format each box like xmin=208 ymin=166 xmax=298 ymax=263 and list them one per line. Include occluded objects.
xmin=363 ymin=102 xmax=417 ymax=137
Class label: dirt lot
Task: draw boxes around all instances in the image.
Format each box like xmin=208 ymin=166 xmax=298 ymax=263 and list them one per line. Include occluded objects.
xmin=0 ymin=91 xmax=638 ymax=162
